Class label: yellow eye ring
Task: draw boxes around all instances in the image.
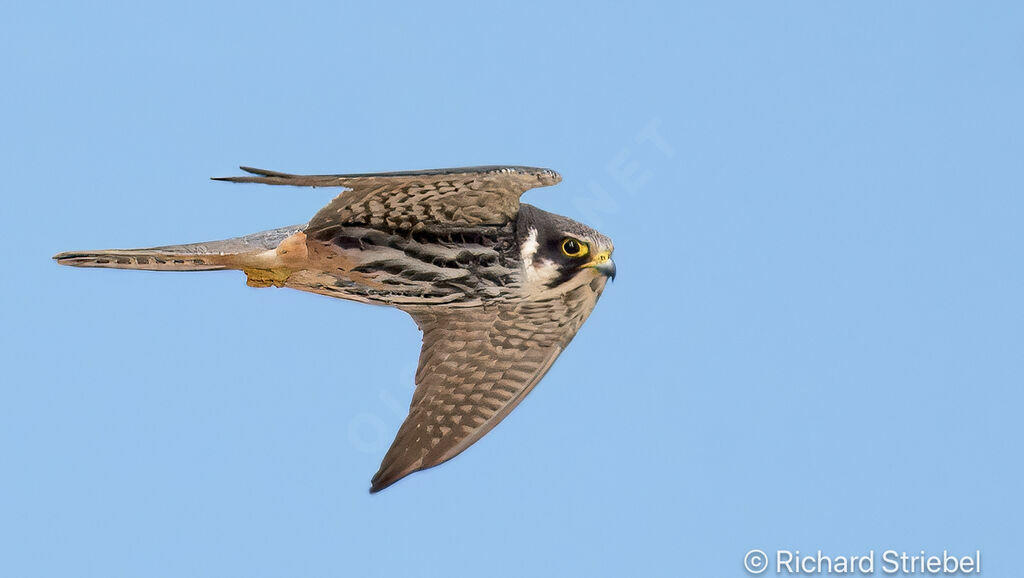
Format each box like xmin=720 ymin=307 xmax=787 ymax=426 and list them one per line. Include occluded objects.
xmin=561 ymin=238 xmax=589 ymax=258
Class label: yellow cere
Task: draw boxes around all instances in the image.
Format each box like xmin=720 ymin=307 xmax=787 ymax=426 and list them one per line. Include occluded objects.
xmin=586 ymin=250 xmax=611 ymax=267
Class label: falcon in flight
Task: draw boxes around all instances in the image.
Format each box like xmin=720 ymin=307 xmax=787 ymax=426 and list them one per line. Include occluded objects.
xmin=55 ymin=165 xmax=616 ymax=492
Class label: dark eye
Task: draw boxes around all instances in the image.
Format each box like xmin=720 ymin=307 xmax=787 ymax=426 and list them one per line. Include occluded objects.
xmin=561 ymin=238 xmax=588 ymax=258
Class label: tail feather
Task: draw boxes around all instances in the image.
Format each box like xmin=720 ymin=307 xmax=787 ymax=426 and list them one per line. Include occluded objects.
xmin=53 ymin=249 xmax=229 ymax=271
xmin=54 ymin=225 xmax=304 ymax=272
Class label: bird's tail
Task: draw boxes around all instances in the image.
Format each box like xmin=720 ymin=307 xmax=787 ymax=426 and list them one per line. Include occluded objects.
xmin=53 ymin=225 xmax=305 ymax=272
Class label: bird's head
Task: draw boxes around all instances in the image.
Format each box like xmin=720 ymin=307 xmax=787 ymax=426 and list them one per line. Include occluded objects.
xmin=516 ymin=204 xmax=616 ymax=292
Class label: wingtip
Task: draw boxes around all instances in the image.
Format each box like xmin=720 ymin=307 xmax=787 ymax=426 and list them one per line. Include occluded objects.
xmin=368 ymin=475 xmax=391 ymax=494
xmin=369 ymin=465 xmax=413 ymax=494
xmin=211 ymin=166 xmax=289 ymax=182
xmin=240 ymin=166 xmax=292 ymax=177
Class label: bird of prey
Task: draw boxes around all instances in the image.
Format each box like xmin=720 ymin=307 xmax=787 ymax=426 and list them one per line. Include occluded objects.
xmin=54 ymin=165 xmax=616 ymax=493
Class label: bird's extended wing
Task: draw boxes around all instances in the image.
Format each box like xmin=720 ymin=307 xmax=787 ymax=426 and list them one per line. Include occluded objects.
xmin=372 ymin=278 xmax=607 ymax=493
xmin=214 ymin=165 xmax=561 ymax=235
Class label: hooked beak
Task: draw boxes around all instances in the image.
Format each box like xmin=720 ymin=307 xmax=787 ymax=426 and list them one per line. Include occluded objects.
xmin=585 ymin=250 xmax=616 ymax=281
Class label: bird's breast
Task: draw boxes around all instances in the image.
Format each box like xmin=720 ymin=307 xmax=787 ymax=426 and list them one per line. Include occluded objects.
xmin=280 ymin=223 xmax=523 ymax=306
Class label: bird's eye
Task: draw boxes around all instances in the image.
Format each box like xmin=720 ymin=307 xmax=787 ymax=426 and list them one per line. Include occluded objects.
xmin=561 ymin=238 xmax=589 ymax=258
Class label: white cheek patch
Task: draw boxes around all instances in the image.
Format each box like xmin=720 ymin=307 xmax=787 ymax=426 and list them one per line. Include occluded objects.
xmin=519 ymin=228 xmax=560 ymax=287
xmin=519 ymin=228 xmax=539 ymax=263
xmin=525 ymin=258 xmax=560 ymax=285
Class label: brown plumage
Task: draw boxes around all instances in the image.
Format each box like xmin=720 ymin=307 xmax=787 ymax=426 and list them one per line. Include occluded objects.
xmin=55 ymin=165 xmax=616 ymax=493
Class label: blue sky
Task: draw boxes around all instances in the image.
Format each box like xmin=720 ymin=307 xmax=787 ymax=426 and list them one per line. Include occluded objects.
xmin=2 ymin=1 xmax=1022 ymax=576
